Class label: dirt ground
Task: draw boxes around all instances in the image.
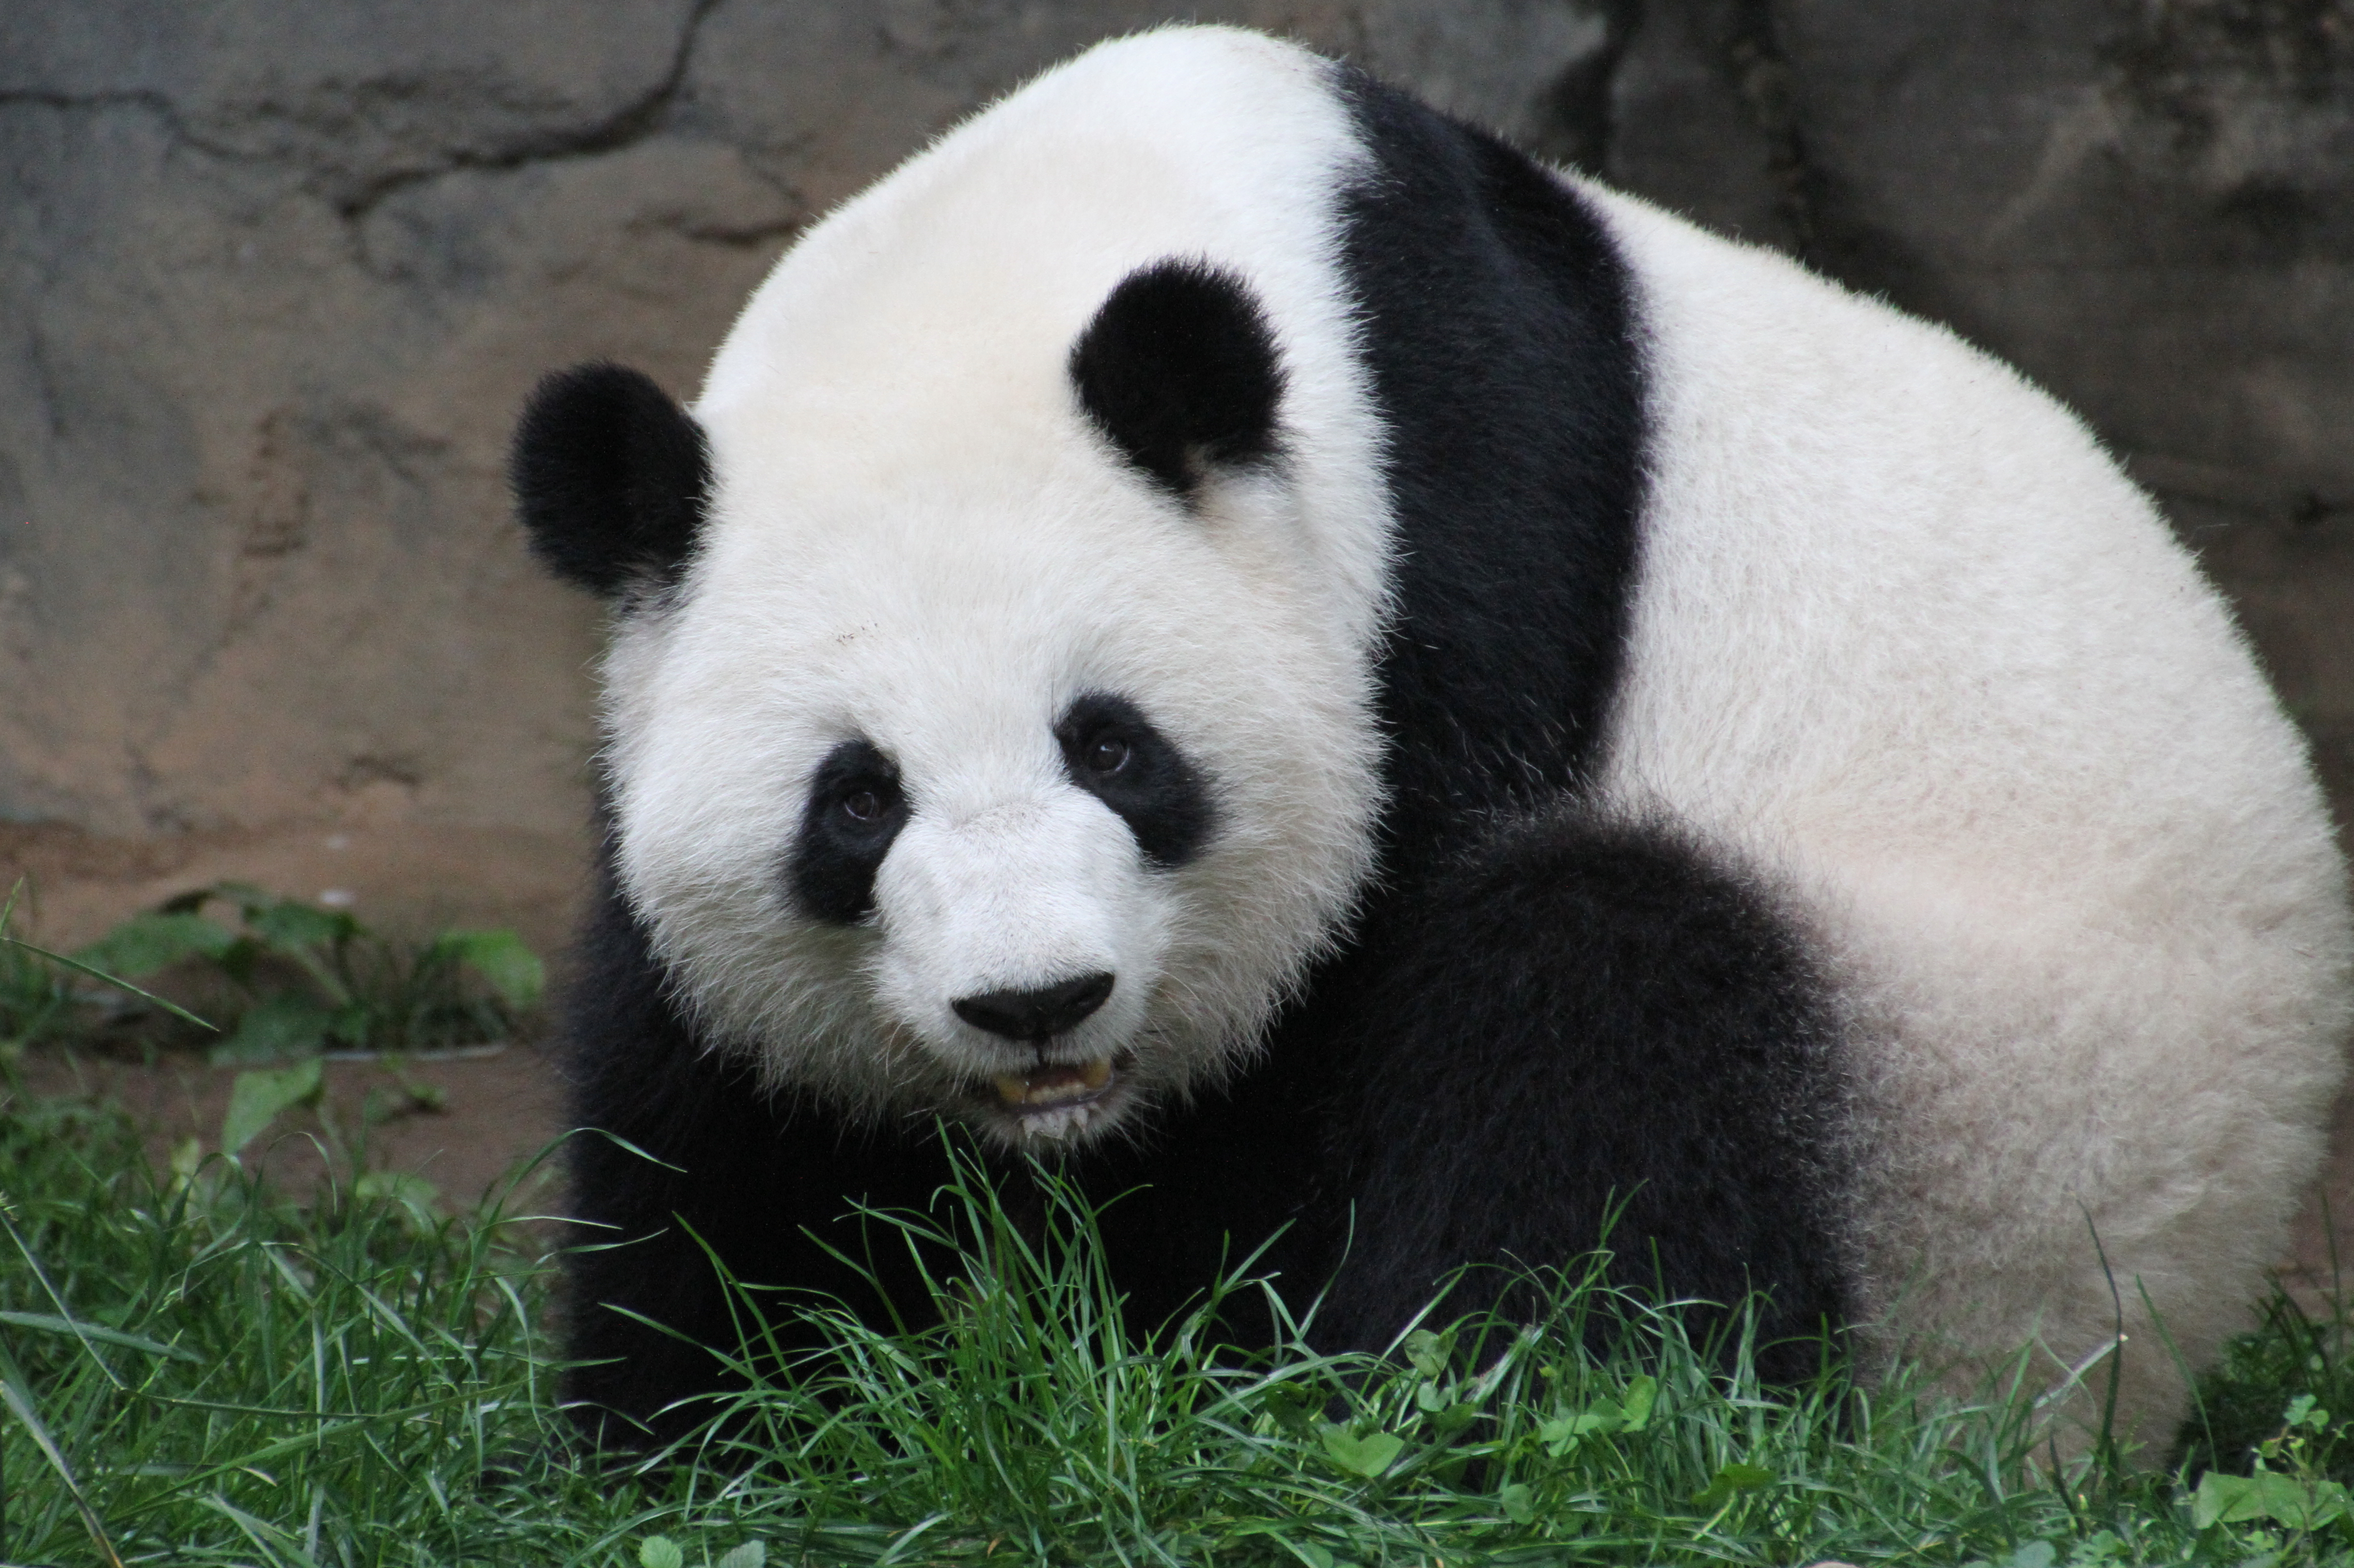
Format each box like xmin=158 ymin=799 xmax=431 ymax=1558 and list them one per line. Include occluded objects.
xmin=11 ymin=1039 xmax=2354 ymax=1324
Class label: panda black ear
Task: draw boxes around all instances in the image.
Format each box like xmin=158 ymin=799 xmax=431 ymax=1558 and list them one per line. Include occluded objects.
xmin=510 ymin=362 xmax=711 ymax=599
xmin=1069 ymin=259 xmax=1285 ymax=503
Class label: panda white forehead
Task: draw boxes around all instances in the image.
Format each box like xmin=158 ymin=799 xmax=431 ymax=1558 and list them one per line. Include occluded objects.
xmin=595 ymin=29 xmax=1392 ymax=1145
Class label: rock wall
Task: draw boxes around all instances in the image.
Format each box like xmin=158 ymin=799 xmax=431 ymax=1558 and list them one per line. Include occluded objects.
xmin=3 ymin=0 xmax=2348 ymax=950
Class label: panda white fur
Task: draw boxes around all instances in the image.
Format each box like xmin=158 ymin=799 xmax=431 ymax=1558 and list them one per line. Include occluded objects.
xmin=510 ymin=26 xmax=2352 ymax=1450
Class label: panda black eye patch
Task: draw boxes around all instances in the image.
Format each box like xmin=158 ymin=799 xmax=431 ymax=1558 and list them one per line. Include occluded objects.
xmin=1055 ymin=693 xmax=1216 ymax=867
xmin=788 ymin=738 xmax=909 ymax=923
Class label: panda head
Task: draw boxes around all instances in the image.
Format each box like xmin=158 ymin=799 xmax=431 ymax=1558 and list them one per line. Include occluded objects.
xmin=513 ymin=259 xmax=1385 ymax=1147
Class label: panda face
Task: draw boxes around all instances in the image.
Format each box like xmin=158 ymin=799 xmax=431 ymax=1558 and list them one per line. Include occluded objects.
xmin=595 ymin=442 xmax=1377 ymax=1144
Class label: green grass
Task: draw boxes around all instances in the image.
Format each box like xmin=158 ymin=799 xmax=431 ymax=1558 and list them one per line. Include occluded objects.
xmin=1 ymin=879 xmax=541 ymax=1073
xmin=6 ymin=1075 xmax=2354 ymax=1567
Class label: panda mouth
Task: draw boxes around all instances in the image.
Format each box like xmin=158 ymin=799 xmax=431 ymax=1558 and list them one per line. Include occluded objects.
xmin=972 ymin=1050 xmax=1138 ymax=1141
xmin=990 ymin=1055 xmax=1116 ymax=1111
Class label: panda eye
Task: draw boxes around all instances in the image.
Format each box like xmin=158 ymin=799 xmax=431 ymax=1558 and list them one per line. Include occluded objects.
xmin=840 ymin=787 xmax=886 ymax=824
xmin=1084 ymin=735 xmax=1131 ymax=775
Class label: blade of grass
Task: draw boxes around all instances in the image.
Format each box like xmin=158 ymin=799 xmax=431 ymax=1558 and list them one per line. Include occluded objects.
xmin=0 ymin=1310 xmax=203 ymax=1365
xmin=0 ymin=934 xmax=218 ymax=1032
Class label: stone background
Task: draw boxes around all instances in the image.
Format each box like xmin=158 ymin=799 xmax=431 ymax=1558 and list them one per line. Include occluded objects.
xmin=3 ymin=0 xmax=2350 ymax=958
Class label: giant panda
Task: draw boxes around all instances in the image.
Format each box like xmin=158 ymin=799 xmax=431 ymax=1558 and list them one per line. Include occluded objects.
xmin=510 ymin=25 xmax=2352 ymax=1452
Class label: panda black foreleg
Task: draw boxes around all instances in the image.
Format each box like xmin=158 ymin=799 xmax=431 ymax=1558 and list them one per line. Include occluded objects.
xmin=1309 ymin=810 xmax=1852 ymax=1385
xmin=556 ymin=867 xmax=960 ymax=1450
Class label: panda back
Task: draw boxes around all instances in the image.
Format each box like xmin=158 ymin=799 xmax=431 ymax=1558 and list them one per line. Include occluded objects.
xmin=1588 ymin=180 xmax=2350 ymax=1417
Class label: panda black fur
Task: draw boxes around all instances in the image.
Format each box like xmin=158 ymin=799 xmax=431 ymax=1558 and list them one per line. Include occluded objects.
xmin=511 ymin=28 xmax=2351 ymax=1451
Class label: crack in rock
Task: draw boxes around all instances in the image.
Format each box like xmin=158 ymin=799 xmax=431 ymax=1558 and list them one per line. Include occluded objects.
xmin=2 ymin=0 xmax=729 ymax=221
xmin=0 ymin=86 xmax=274 ymax=169
xmin=333 ymin=0 xmax=727 ymax=221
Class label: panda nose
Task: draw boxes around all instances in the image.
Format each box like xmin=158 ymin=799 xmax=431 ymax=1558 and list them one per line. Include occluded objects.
xmin=953 ymin=971 xmax=1116 ymax=1041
